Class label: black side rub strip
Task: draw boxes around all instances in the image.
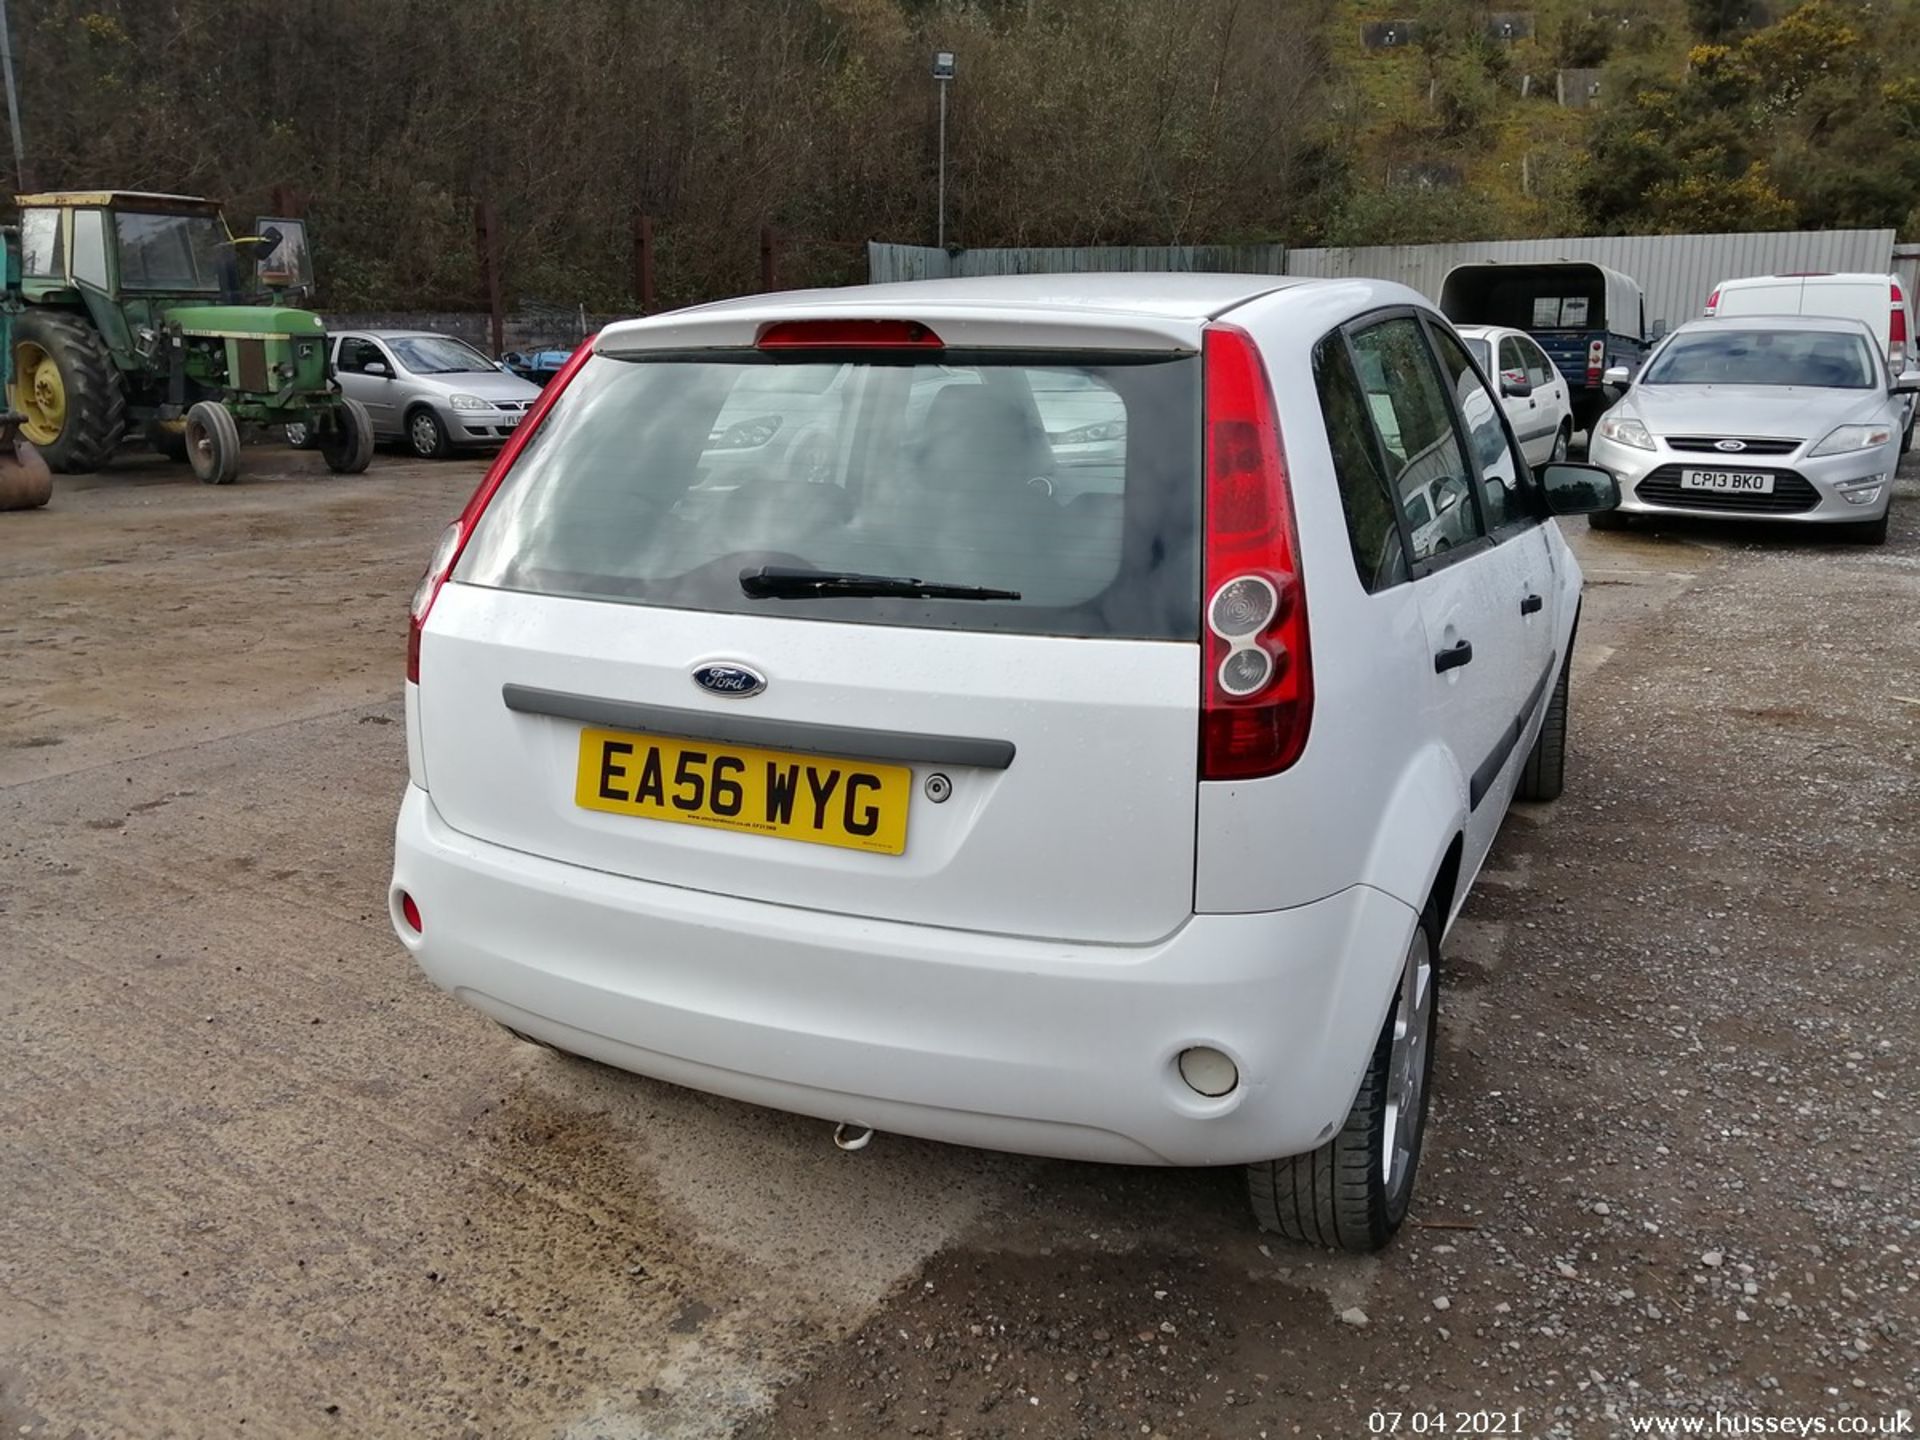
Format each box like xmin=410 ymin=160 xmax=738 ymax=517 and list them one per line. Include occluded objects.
xmin=1468 ymin=653 xmax=1558 ymax=811
xmin=503 ymin=684 xmax=1017 ymax=771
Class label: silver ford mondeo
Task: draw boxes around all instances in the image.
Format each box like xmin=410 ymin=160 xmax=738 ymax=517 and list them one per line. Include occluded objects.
xmin=1588 ymin=315 xmax=1916 ymax=545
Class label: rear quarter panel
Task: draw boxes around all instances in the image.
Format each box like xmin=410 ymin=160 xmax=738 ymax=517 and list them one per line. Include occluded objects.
xmin=1191 ymin=285 xmax=1472 ymax=920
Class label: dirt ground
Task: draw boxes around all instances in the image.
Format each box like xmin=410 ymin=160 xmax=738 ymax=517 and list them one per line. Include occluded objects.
xmin=2 ymin=446 xmax=1916 ymax=1439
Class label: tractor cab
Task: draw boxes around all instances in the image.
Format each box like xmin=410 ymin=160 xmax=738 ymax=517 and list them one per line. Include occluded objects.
xmin=7 ymin=189 xmax=368 ymax=483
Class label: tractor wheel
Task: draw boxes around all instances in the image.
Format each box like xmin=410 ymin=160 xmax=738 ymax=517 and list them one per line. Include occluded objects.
xmin=283 ymin=419 xmax=319 ymax=450
xmin=321 ymin=398 xmax=375 ymax=475
xmin=145 ymin=419 xmax=190 ymax=464
xmin=184 ymin=401 xmax=242 ymax=485
xmin=9 ymin=310 xmax=127 ymax=473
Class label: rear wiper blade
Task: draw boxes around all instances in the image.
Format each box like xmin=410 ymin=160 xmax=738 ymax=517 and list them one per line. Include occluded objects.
xmin=739 ymin=565 xmax=1020 ymax=601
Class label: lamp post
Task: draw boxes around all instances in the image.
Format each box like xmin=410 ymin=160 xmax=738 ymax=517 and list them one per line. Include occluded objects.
xmin=0 ymin=0 xmax=26 ymax=191
xmin=932 ymin=51 xmax=956 ymax=249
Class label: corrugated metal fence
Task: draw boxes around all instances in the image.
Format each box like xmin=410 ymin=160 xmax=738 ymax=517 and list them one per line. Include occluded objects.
xmin=867 ymin=242 xmax=1288 ymax=283
xmin=1287 ymin=229 xmax=1896 ymax=335
xmin=870 ymin=230 xmax=1897 ymax=336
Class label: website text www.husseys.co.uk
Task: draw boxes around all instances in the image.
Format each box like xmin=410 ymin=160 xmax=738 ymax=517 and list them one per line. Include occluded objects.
xmin=1627 ymin=1412 xmax=1914 ymax=1437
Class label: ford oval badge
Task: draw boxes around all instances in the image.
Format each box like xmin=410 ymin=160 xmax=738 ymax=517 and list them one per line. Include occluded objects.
xmin=692 ymin=663 xmax=766 ymax=699
xmin=1715 ymin=439 xmax=1747 ymax=452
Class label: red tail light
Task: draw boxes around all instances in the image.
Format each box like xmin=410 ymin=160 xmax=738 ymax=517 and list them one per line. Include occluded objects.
xmin=1199 ymin=323 xmax=1312 ymax=781
xmin=1704 ymin=288 xmax=1720 ymax=316
xmin=1890 ymin=282 xmax=1908 ymax=371
xmin=406 ymin=337 xmax=599 ymax=683
xmin=1586 ymin=339 xmax=1606 ymax=386
xmin=756 ymin=319 xmax=943 ymax=349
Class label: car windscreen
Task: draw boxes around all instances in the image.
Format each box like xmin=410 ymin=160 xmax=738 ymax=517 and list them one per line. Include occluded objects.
xmin=391 ymin=335 xmax=499 ymax=374
xmin=115 ymin=212 xmax=226 ymax=291
xmin=1642 ymin=329 xmax=1877 ymax=389
xmin=453 ymin=350 xmax=1202 ymax=640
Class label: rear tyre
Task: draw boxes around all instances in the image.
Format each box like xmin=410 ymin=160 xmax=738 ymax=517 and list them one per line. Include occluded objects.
xmin=10 ymin=309 xmax=127 ymax=473
xmin=1247 ymin=908 xmax=1438 ymax=1252
xmin=321 ymin=398 xmax=375 ymax=474
xmin=407 ymin=406 xmax=450 ymax=460
xmin=184 ymin=401 xmax=241 ymax=485
xmin=1901 ymin=417 xmax=1913 ymax=455
xmin=1517 ymin=651 xmax=1570 ymax=802
xmin=1587 ymin=508 xmax=1629 ymax=531
xmin=145 ymin=419 xmax=189 ymax=463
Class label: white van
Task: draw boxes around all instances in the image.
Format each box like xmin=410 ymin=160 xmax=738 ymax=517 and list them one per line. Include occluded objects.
xmin=1706 ymin=273 xmax=1917 ymax=447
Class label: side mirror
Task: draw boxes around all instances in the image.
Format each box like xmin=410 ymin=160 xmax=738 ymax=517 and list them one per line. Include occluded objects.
xmin=1500 ymin=370 xmax=1534 ymax=399
xmin=1892 ymin=371 xmax=1920 ymax=394
xmin=1602 ymin=365 xmax=1632 ymax=392
xmin=1435 ymin=486 xmax=1462 ymax=515
xmin=365 ymin=361 xmax=391 ymax=378
xmin=1539 ymin=461 xmax=1621 ymax=517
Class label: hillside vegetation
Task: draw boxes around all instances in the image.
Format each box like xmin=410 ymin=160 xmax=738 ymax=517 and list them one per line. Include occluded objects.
xmin=6 ymin=0 xmax=1918 ymax=309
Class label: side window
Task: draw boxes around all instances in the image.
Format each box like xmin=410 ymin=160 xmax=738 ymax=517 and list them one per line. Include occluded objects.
xmin=1348 ymin=317 xmax=1485 ymax=565
xmin=21 ymin=209 xmax=63 ymax=278
xmin=1497 ymin=337 xmax=1528 ymax=386
xmin=1312 ymin=336 xmax=1409 ymax=591
xmin=71 ymin=209 xmax=109 ymax=289
xmin=1431 ymin=324 xmax=1533 ymax=533
xmin=337 ymin=338 xmax=382 ymax=373
xmin=1522 ymin=339 xmax=1556 ymax=390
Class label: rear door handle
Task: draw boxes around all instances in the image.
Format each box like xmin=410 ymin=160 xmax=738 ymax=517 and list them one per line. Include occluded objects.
xmin=1520 ymin=593 xmax=1544 ymax=615
xmin=1434 ymin=639 xmax=1474 ymax=673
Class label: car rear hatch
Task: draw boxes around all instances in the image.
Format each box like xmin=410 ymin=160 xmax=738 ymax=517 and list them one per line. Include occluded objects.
xmin=414 ymin=307 xmax=1208 ymax=944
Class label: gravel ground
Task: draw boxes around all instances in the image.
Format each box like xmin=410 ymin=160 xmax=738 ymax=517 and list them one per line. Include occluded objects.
xmin=2 ymin=447 xmax=1916 ymax=1438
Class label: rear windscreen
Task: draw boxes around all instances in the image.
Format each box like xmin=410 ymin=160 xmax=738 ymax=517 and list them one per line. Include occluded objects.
xmin=453 ymin=350 xmax=1202 ymax=639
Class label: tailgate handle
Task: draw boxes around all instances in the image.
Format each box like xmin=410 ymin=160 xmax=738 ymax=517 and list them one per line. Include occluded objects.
xmin=1433 ymin=640 xmax=1474 ymax=674
xmin=502 ymin=684 xmax=1016 ymax=770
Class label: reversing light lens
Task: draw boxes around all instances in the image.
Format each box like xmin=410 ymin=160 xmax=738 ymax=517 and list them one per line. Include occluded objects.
xmin=1207 ymin=575 xmax=1278 ymax=638
xmin=1219 ymin=647 xmax=1276 ymax=697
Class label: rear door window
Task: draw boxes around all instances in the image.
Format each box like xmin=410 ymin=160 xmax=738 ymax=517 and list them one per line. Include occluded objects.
xmin=1431 ymin=325 xmax=1535 ymax=533
xmin=1313 ymin=335 xmax=1408 ymax=592
xmin=1348 ymin=317 xmax=1486 ymax=566
xmin=455 ymin=350 xmax=1202 ymax=640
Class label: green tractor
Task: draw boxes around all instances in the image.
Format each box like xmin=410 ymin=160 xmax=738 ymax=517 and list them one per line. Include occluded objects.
xmin=6 ymin=190 xmax=373 ymax=484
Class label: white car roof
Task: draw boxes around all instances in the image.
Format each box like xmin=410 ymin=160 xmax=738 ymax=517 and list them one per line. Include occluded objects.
xmin=597 ymin=273 xmax=1432 ymax=354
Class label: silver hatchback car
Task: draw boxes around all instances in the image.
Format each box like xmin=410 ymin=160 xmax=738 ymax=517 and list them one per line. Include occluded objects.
xmin=1589 ymin=315 xmax=1917 ymax=545
xmin=290 ymin=330 xmax=543 ymax=459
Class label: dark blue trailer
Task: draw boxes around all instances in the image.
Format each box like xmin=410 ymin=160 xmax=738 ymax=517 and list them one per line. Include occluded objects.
xmin=1441 ymin=261 xmax=1647 ymax=432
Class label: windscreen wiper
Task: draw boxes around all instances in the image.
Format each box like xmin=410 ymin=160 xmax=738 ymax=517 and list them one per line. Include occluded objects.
xmin=739 ymin=565 xmax=1021 ymax=601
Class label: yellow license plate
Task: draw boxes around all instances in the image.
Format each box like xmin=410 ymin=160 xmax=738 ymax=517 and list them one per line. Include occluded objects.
xmin=574 ymin=727 xmax=911 ymax=855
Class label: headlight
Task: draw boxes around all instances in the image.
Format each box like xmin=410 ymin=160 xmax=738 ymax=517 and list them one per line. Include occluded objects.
xmin=1596 ymin=414 xmax=1655 ymax=451
xmin=1808 ymin=424 xmax=1893 ymax=457
xmin=1054 ymin=420 xmax=1126 ymax=445
xmin=448 ymin=394 xmax=491 ymax=412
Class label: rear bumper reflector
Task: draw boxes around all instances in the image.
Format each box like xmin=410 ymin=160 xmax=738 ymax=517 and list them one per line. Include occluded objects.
xmin=501 ymin=683 xmax=1017 ymax=770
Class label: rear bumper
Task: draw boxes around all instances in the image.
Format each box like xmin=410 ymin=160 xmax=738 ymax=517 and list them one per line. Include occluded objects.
xmin=391 ymin=785 xmax=1419 ymax=1167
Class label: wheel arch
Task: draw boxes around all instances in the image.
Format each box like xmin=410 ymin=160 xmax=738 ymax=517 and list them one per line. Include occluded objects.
xmin=1359 ymin=741 xmax=1472 ymax=935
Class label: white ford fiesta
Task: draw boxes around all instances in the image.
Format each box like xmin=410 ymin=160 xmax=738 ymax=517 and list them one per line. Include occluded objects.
xmin=391 ymin=274 xmax=1618 ymax=1250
